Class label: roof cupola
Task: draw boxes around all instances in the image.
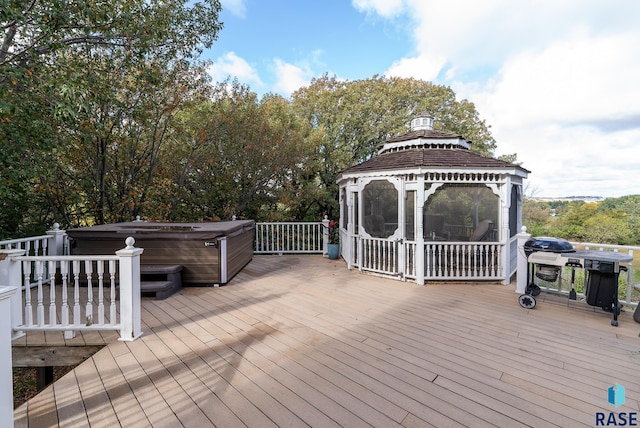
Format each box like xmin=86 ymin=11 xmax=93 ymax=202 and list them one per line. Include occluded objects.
xmin=411 ymin=112 xmax=434 ymax=131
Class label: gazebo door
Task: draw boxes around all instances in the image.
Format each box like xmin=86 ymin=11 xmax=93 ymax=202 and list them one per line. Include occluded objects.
xmin=357 ymin=178 xmax=404 ymax=278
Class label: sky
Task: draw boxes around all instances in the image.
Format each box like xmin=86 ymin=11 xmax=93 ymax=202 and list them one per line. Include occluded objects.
xmin=206 ymin=0 xmax=640 ymax=198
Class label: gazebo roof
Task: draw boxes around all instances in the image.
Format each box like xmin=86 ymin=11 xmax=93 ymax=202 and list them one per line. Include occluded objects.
xmin=338 ymin=113 xmax=530 ymax=178
xmin=340 ymin=147 xmax=530 ymax=175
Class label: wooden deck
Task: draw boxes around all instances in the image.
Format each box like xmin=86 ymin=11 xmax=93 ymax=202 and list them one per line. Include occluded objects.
xmin=13 ymin=255 xmax=640 ymax=427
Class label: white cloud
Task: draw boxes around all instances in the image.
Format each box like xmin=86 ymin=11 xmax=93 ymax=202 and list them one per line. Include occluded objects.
xmin=207 ymin=51 xmax=264 ymax=88
xmin=219 ymin=0 xmax=247 ymax=18
xmin=385 ymin=55 xmax=444 ymax=82
xmin=467 ymin=30 xmax=640 ymax=197
xmin=272 ymin=59 xmax=314 ymax=96
xmin=476 ymin=32 xmax=640 ymax=128
xmin=359 ymin=0 xmax=640 ymax=196
xmin=351 ymin=0 xmax=406 ymax=18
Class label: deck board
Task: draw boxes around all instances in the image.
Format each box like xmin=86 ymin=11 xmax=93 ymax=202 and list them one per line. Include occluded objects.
xmin=13 ymin=255 xmax=640 ymax=427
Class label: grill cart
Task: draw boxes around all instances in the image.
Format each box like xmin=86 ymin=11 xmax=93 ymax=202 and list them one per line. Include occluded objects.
xmin=519 ymin=237 xmax=632 ymax=326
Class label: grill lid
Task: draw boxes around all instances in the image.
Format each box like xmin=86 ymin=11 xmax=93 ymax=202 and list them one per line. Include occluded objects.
xmin=524 ymin=237 xmax=575 ymax=254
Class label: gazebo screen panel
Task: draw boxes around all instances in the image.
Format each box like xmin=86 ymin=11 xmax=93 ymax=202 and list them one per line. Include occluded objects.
xmin=363 ymin=180 xmax=398 ymax=238
xmin=405 ymin=190 xmax=416 ymax=241
xmin=424 ymin=184 xmax=499 ymax=241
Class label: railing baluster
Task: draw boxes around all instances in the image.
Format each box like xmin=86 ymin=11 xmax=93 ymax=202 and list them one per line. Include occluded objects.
xmin=36 ymin=261 xmax=44 ymax=326
xmin=73 ymin=260 xmax=81 ymax=326
xmin=61 ymin=260 xmax=69 ymax=329
xmin=85 ymin=260 xmax=93 ymax=325
xmin=48 ymin=260 xmax=56 ymax=325
xmin=110 ymin=260 xmax=117 ymax=324
xmin=98 ymin=260 xmax=105 ymax=325
xmin=23 ymin=261 xmax=33 ymax=327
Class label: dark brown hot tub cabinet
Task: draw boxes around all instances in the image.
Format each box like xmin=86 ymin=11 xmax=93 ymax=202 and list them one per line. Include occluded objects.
xmin=67 ymin=220 xmax=255 ymax=286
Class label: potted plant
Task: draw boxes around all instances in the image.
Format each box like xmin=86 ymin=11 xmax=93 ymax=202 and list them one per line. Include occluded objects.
xmin=326 ymin=220 xmax=340 ymax=260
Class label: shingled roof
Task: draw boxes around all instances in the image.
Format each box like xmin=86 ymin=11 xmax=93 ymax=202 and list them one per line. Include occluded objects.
xmin=340 ymin=147 xmax=529 ymax=175
xmin=339 ymin=112 xmax=529 ymax=177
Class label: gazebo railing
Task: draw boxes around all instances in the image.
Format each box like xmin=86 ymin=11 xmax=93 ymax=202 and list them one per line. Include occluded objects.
xmin=350 ymin=236 xmax=505 ymax=282
xmin=358 ymin=237 xmax=402 ymax=277
xmin=425 ymin=242 xmax=503 ymax=280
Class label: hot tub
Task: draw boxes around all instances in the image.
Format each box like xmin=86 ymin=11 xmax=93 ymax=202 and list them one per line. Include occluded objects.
xmin=67 ymin=220 xmax=255 ymax=285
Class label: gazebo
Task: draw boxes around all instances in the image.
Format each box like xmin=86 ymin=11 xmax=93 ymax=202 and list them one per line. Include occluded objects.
xmin=336 ymin=113 xmax=530 ymax=285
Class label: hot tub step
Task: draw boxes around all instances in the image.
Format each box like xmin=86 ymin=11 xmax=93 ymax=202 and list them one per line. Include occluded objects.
xmin=140 ymin=264 xmax=183 ymax=300
xmin=141 ymin=280 xmax=176 ymax=300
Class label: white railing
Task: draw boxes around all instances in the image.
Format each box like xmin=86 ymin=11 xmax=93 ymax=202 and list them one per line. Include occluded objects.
xmin=0 ymin=235 xmax=50 ymax=254
xmin=425 ymin=242 xmax=503 ymax=280
xmin=0 ymin=223 xmax=68 ymax=256
xmin=350 ymin=236 xmax=504 ymax=282
xmin=255 ymin=219 xmax=328 ymax=254
xmin=1 ymin=237 xmax=143 ymax=342
xmin=404 ymin=241 xmax=417 ymax=279
xmin=1 ymin=224 xmax=69 ymax=289
xmin=359 ymin=237 xmax=402 ymax=277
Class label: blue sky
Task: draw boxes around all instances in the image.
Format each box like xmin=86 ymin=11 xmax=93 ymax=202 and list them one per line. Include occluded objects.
xmin=207 ymin=0 xmax=640 ymax=198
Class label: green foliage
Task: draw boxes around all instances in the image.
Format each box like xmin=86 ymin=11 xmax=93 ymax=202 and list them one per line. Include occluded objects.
xmin=523 ymin=197 xmax=640 ymax=245
xmin=1 ymin=0 xmax=222 ymax=234
xmin=290 ymin=74 xmax=498 ymax=219
xmin=145 ymin=80 xmax=314 ymax=222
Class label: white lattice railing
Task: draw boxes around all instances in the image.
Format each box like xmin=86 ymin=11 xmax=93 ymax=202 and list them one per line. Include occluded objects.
xmin=255 ymin=220 xmax=328 ymax=254
xmin=1 ymin=237 xmax=143 ymax=341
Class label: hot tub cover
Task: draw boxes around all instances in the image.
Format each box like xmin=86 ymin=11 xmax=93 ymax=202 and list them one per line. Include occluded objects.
xmin=66 ymin=220 xmax=255 ymax=241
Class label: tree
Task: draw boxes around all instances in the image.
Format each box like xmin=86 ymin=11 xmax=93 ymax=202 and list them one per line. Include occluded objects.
xmin=522 ymin=198 xmax=552 ymax=236
xmin=1 ymin=0 xmax=222 ymax=234
xmin=290 ymin=74 xmax=498 ymax=219
xmin=148 ymin=81 xmax=314 ymax=221
xmin=43 ymin=58 xmax=213 ymax=226
xmin=522 ymin=197 xmax=640 ymax=245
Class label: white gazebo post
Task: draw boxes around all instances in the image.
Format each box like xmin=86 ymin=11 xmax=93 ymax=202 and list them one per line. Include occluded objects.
xmin=516 ymin=226 xmax=531 ymax=294
xmin=500 ymin=183 xmax=511 ymax=285
xmin=116 ymin=237 xmax=143 ymax=341
xmin=0 ymin=285 xmax=17 ymax=428
xmin=416 ymin=174 xmax=426 ymax=285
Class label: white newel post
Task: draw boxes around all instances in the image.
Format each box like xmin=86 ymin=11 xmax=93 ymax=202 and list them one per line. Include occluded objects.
xmin=0 ymin=249 xmax=26 ymax=339
xmin=322 ymin=215 xmax=330 ymax=256
xmin=516 ymin=226 xmax=531 ymax=294
xmin=0 ymin=286 xmax=17 ymax=427
xmin=46 ymin=223 xmax=66 ymax=256
xmin=116 ymin=237 xmax=143 ymax=341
